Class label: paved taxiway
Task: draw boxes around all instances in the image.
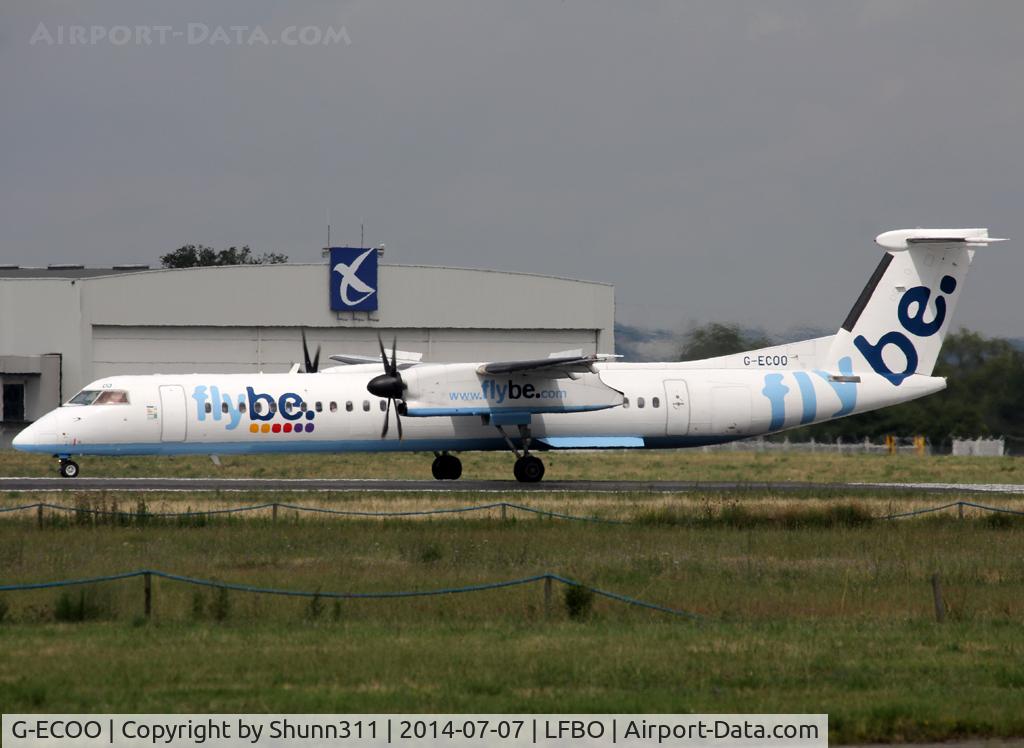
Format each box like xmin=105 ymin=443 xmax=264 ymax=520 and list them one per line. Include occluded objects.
xmin=1 ymin=477 xmax=1023 ymax=493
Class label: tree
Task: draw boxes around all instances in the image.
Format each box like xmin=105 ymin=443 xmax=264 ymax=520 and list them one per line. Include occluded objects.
xmin=160 ymin=245 xmax=288 ymax=268
xmin=679 ymin=322 xmax=773 ymax=361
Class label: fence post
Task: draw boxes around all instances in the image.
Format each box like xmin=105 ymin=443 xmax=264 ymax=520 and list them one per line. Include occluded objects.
xmin=144 ymin=572 xmax=152 ymax=619
xmin=37 ymin=503 xmax=43 ymax=529
xmin=501 ymin=503 xmax=507 ymax=522
xmin=958 ymin=502 xmax=964 ymax=521
xmin=272 ymin=503 xmax=278 ymax=523
xmin=931 ymin=573 xmax=945 ymax=623
xmin=544 ymin=576 xmax=553 ymax=620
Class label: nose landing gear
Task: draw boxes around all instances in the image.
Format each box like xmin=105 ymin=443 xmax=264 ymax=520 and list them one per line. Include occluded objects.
xmin=58 ymin=459 xmax=80 ymax=478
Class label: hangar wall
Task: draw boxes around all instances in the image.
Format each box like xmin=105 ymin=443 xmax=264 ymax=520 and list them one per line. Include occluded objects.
xmin=0 ymin=260 xmax=614 ymax=443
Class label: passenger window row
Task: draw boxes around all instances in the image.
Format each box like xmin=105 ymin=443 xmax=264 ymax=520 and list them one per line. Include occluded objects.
xmin=621 ymin=396 xmax=660 ymax=410
xmin=203 ymin=399 xmax=387 ymax=415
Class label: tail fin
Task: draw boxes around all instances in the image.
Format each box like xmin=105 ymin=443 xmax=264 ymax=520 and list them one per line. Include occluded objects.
xmin=827 ymin=228 xmax=1006 ymax=385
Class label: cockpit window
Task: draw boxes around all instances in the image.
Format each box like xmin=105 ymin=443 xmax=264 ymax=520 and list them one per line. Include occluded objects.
xmin=68 ymin=390 xmax=101 ymax=405
xmin=67 ymin=389 xmax=130 ymax=405
xmin=95 ymin=390 xmax=130 ymax=405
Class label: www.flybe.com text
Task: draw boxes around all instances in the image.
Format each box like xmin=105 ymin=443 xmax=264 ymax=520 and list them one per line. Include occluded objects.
xmin=450 ymin=380 xmax=568 ymax=404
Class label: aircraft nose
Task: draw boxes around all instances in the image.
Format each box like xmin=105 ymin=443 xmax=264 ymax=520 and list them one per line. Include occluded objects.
xmin=12 ymin=411 xmax=60 ymax=452
xmin=11 ymin=422 xmax=35 ymax=450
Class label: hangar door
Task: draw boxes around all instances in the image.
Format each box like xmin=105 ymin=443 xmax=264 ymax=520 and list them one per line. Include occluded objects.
xmin=159 ymin=385 xmax=187 ymax=442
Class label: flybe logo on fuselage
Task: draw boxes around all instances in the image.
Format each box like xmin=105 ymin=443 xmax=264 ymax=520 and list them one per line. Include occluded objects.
xmin=191 ymin=386 xmax=316 ymax=433
xmin=449 ymin=379 xmax=568 ymax=404
xmin=853 ymin=275 xmax=957 ymax=386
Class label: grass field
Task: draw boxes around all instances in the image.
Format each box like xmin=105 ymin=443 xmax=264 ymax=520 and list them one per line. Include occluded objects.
xmin=3 ymin=448 xmax=1024 ymax=483
xmin=2 ymin=451 xmax=1024 ymax=742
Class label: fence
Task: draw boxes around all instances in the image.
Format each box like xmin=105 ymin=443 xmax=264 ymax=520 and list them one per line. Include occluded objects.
xmin=951 ymin=438 xmax=1005 ymax=457
xmin=0 ymin=569 xmax=703 ymax=621
xmin=2 ymin=498 xmax=1024 ymax=525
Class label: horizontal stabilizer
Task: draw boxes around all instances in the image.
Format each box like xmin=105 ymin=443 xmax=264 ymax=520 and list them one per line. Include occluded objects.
xmin=876 ymin=228 xmax=1007 ymax=251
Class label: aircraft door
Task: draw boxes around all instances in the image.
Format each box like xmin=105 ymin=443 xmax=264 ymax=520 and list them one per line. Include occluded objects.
xmin=159 ymin=385 xmax=187 ymax=442
xmin=663 ymin=380 xmax=690 ymax=436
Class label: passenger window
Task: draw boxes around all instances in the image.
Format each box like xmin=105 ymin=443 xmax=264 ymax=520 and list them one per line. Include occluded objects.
xmin=254 ymin=402 xmax=263 ymax=415
xmin=94 ymin=390 xmax=130 ymax=405
xmin=204 ymin=402 xmax=212 ymax=414
xmin=315 ymin=402 xmax=323 ymax=413
xmin=379 ymin=400 xmax=387 ymax=412
xmin=622 ymin=397 xmax=630 ymax=408
xmin=637 ymin=397 xmax=645 ymax=409
xmin=363 ymin=400 xmax=370 ymax=412
xmin=652 ymin=397 xmax=660 ymax=408
xmin=345 ymin=401 xmax=353 ymax=412
xmin=239 ymin=402 xmax=246 ymax=414
xmin=330 ymin=401 xmax=337 ymax=413
xmin=221 ymin=402 xmax=229 ymax=414
xmin=269 ymin=401 xmax=277 ymax=414
xmin=300 ymin=401 xmax=307 ymax=412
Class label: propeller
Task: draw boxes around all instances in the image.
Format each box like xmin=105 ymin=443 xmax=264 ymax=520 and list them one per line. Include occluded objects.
xmin=367 ymin=334 xmax=405 ymax=439
xmin=301 ymin=330 xmax=321 ymax=373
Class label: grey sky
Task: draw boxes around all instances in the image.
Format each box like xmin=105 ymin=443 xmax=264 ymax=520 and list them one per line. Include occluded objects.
xmin=3 ymin=1 xmax=1023 ymax=337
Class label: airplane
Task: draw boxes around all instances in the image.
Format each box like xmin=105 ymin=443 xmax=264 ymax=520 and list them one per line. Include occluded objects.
xmin=13 ymin=227 xmax=1006 ymax=482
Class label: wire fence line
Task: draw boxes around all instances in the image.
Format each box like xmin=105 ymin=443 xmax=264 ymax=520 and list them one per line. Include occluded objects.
xmin=1 ymin=499 xmax=1022 ymax=524
xmin=0 ymin=568 xmax=703 ymax=621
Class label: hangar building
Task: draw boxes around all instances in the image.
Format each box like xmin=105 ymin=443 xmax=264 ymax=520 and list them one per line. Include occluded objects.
xmin=0 ymin=253 xmax=614 ymax=444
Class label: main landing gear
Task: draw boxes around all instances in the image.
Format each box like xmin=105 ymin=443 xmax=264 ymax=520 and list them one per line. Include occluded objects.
xmin=431 ymin=452 xmax=462 ymax=480
xmin=512 ymin=454 xmax=545 ymax=483
xmin=495 ymin=423 xmax=545 ymax=483
xmin=58 ymin=458 xmax=80 ymax=478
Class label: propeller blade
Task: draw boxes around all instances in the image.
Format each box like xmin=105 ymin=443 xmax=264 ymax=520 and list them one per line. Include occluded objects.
xmin=391 ymin=335 xmax=398 ymax=376
xmin=301 ymin=330 xmax=313 ymax=372
xmin=312 ymin=345 xmax=321 ymax=373
xmin=377 ymin=334 xmax=389 ymax=372
xmin=395 ymin=405 xmax=403 ymax=440
xmin=381 ymin=398 xmax=390 ymax=439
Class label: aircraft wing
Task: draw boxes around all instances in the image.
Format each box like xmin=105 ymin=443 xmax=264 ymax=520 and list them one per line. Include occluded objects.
xmin=329 ymin=350 xmax=424 ymax=366
xmin=477 ymin=353 xmax=619 ymax=377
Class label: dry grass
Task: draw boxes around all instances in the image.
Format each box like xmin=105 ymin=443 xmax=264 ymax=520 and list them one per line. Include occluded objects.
xmin=4 ymin=449 xmax=1024 ymax=484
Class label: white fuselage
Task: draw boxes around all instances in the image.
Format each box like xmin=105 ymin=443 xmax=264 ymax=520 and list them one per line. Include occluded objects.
xmin=13 ymin=361 xmax=945 ymax=457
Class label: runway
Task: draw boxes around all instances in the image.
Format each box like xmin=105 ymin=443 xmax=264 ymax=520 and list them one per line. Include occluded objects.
xmin=1 ymin=477 xmax=1024 ymax=494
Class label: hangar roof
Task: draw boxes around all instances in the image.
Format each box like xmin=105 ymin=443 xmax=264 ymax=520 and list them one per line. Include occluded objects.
xmin=0 ymin=262 xmax=613 ymax=332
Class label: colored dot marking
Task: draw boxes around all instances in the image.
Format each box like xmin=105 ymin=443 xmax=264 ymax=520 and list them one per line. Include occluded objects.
xmin=249 ymin=424 xmax=258 ymax=433
xmin=940 ymin=275 xmax=957 ymax=294
xmin=306 ymin=411 xmax=314 ymax=420
xmin=283 ymin=423 xmax=292 ymax=433
xmin=261 ymin=424 xmax=270 ymax=433
xmin=294 ymin=423 xmax=304 ymax=433
xmin=306 ymin=424 xmax=314 ymax=433
xmin=272 ymin=423 xmax=281 ymax=433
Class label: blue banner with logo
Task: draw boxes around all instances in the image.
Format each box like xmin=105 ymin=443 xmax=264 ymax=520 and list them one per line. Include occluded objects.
xmin=329 ymin=247 xmax=378 ymax=311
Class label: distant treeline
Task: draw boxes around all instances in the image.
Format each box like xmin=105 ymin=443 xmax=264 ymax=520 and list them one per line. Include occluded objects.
xmin=616 ymin=322 xmax=1024 ymax=450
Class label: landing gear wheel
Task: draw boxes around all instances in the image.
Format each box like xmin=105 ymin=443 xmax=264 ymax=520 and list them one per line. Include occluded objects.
xmin=431 ymin=453 xmax=463 ymax=481
xmin=59 ymin=460 xmax=80 ymax=479
xmin=513 ymin=455 xmax=545 ymax=483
